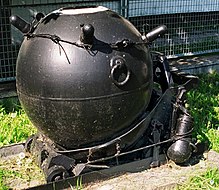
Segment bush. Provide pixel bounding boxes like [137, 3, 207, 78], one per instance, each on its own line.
[187, 72, 219, 151]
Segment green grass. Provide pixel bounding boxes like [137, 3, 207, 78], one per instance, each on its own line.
[0, 168, 24, 190]
[0, 169, 8, 190]
[186, 72, 219, 150]
[0, 153, 45, 190]
[76, 176, 83, 190]
[177, 168, 219, 190]
[0, 99, 38, 189]
[0, 98, 36, 147]
[176, 71, 219, 189]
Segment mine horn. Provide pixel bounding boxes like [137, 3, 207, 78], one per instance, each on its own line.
[144, 25, 167, 42]
[10, 15, 31, 34]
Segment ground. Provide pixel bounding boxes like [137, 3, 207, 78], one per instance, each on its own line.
[169, 54, 219, 74]
[1, 147, 219, 190]
[83, 152, 215, 190]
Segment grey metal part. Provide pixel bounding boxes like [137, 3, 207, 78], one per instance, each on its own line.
[27, 154, 167, 190]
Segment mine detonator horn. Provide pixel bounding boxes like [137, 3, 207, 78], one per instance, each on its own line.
[144, 25, 167, 43]
[80, 24, 95, 45]
[10, 15, 31, 34]
[10, 13, 45, 34]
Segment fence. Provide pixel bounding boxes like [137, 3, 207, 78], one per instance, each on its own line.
[1, 0, 219, 82]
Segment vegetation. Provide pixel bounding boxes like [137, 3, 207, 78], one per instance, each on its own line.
[0, 153, 45, 189]
[186, 72, 219, 150]
[0, 98, 40, 189]
[177, 168, 219, 190]
[176, 71, 219, 189]
[0, 98, 36, 147]
[0, 169, 8, 190]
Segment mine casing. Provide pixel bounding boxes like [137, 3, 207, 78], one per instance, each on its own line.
[16, 6, 153, 149]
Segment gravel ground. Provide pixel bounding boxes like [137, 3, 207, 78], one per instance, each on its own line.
[0, 152, 45, 190]
[83, 150, 219, 190]
[1, 150, 219, 190]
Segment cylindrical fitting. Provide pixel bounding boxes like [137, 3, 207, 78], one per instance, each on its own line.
[146, 25, 167, 42]
[167, 114, 193, 164]
[10, 15, 31, 34]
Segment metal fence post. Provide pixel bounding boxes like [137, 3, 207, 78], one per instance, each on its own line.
[120, 0, 129, 18]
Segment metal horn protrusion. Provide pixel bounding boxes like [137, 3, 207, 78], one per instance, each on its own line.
[10, 15, 31, 34]
[80, 24, 95, 45]
[145, 25, 167, 42]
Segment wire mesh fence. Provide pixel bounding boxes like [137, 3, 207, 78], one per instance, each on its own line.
[1, 0, 219, 82]
[0, 0, 120, 82]
[0, 0, 16, 82]
[129, 0, 219, 58]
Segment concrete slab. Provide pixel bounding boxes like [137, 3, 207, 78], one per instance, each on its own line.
[169, 54, 219, 74]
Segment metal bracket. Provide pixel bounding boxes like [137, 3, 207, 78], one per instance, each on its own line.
[151, 51, 173, 93]
[150, 120, 163, 168]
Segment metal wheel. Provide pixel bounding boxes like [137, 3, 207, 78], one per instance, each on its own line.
[46, 165, 70, 183]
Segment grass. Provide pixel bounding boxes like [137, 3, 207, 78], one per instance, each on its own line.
[186, 72, 219, 150]
[0, 153, 45, 189]
[0, 169, 9, 190]
[0, 168, 24, 190]
[0, 98, 36, 147]
[76, 176, 83, 190]
[176, 71, 219, 189]
[0, 98, 39, 189]
[177, 168, 219, 190]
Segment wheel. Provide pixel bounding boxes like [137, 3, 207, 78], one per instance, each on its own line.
[46, 165, 70, 183]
